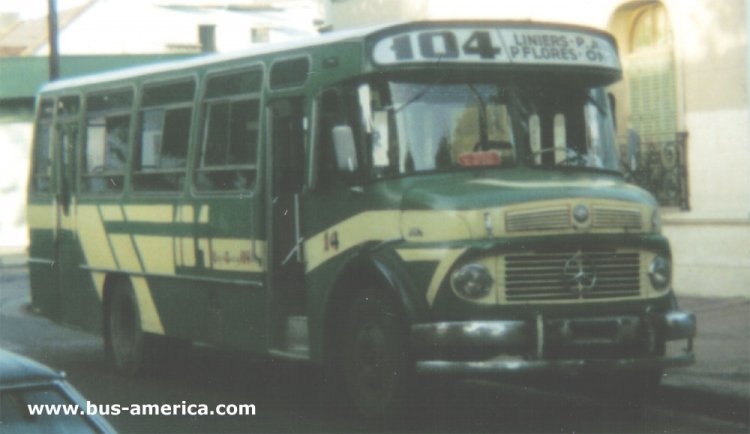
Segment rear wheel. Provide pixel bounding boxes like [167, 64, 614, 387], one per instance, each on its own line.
[105, 280, 152, 375]
[340, 292, 412, 420]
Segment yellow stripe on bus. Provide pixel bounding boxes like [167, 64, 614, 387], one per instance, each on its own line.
[424, 248, 466, 306]
[304, 210, 401, 272]
[199, 206, 210, 223]
[178, 205, 194, 224]
[78, 205, 117, 270]
[109, 234, 143, 273]
[133, 235, 175, 275]
[99, 205, 124, 222]
[124, 205, 174, 223]
[91, 271, 107, 300]
[27, 204, 55, 230]
[130, 276, 165, 335]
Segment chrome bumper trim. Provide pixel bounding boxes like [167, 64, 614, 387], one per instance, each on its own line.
[411, 310, 696, 375]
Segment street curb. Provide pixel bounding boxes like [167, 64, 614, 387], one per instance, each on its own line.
[658, 384, 750, 425]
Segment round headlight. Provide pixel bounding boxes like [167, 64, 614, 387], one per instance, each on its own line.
[451, 263, 493, 299]
[649, 255, 671, 290]
[651, 209, 662, 234]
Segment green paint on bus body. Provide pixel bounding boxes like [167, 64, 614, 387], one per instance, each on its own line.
[26, 21, 684, 372]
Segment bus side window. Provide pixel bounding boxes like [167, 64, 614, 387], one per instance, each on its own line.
[30, 98, 55, 193]
[133, 79, 195, 192]
[82, 90, 132, 193]
[195, 68, 262, 192]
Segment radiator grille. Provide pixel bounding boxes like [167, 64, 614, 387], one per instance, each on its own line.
[506, 207, 569, 232]
[505, 205, 643, 232]
[592, 207, 642, 230]
[504, 250, 641, 301]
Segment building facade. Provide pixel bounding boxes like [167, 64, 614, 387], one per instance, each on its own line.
[322, 0, 750, 297]
[0, 0, 320, 250]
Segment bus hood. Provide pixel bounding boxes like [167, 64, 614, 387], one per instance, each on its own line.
[399, 171, 658, 241]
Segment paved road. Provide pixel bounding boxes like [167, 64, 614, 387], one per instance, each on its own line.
[0, 266, 746, 433]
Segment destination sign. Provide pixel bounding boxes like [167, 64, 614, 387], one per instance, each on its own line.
[371, 26, 620, 70]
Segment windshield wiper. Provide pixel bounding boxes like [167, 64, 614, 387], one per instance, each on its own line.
[466, 84, 489, 151]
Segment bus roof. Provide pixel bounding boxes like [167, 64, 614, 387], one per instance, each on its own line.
[39, 20, 619, 94]
[38, 22, 392, 94]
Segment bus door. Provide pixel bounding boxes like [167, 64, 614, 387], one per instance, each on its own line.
[265, 97, 307, 355]
[53, 97, 82, 327]
[28, 98, 59, 320]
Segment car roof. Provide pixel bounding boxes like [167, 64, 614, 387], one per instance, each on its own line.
[0, 348, 64, 389]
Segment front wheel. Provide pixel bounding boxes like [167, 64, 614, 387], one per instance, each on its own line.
[340, 292, 412, 420]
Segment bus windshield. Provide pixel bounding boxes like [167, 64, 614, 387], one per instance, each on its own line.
[360, 78, 620, 176]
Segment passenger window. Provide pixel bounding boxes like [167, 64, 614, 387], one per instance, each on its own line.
[134, 80, 195, 192]
[82, 90, 133, 193]
[31, 98, 55, 193]
[195, 69, 262, 192]
[270, 57, 309, 89]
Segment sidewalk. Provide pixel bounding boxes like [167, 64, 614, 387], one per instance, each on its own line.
[659, 295, 749, 423]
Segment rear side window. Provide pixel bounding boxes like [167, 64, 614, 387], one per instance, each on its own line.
[82, 90, 133, 193]
[195, 68, 263, 192]
[133, 79, 195, 192]
[30, 98, 55, 193]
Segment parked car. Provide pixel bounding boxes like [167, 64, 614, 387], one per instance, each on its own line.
[0, 348, 116, 433]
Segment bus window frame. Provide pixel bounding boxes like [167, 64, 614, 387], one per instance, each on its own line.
[191, 64, 266, 197]
[53, 93, 84, 207]
[310, 84, 370, 191]
[79, 86, 136, 197]
[29, 97, 57, 196]
[131, 75, 198, 196]
[267, 54, 312, 91]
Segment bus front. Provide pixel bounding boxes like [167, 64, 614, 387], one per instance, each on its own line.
[319, 21, 696, 417]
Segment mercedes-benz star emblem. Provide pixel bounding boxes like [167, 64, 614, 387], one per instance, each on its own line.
[563, 253, 597, 294]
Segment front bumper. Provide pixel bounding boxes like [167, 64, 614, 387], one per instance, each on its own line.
[412, 311, 696, 376]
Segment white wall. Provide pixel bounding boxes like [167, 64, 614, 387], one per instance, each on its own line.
[0, 122, 32, 248]
[326, 0, 618, 30]
[32, 0, 319, 55]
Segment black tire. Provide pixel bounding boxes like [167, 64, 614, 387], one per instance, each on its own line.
[340, 292, 412, 420]
[105, 280, 151, 376]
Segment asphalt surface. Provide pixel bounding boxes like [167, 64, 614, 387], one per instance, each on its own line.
[1, 263, 748, 433]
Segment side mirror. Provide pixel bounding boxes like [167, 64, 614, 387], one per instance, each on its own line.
[332, 125, 358, 172]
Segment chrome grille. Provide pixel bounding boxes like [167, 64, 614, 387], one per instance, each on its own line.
[506, 207, 569, 232]
[592, 206, 642, 230]
[504, 250, 641, 301]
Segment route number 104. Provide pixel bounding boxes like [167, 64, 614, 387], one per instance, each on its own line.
[390, 30, 503, 61]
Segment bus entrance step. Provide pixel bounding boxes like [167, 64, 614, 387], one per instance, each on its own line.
[272, 315, 310, 360]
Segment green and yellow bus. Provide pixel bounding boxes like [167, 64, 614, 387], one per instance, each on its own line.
[27, 20, 695, 417]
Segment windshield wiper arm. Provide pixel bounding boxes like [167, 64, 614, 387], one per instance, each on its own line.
[466, 84, 489, 151]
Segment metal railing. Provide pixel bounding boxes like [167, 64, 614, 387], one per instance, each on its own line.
[620, 131, 689, 210]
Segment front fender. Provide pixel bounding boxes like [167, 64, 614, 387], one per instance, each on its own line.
[312, 243, 428, 364]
